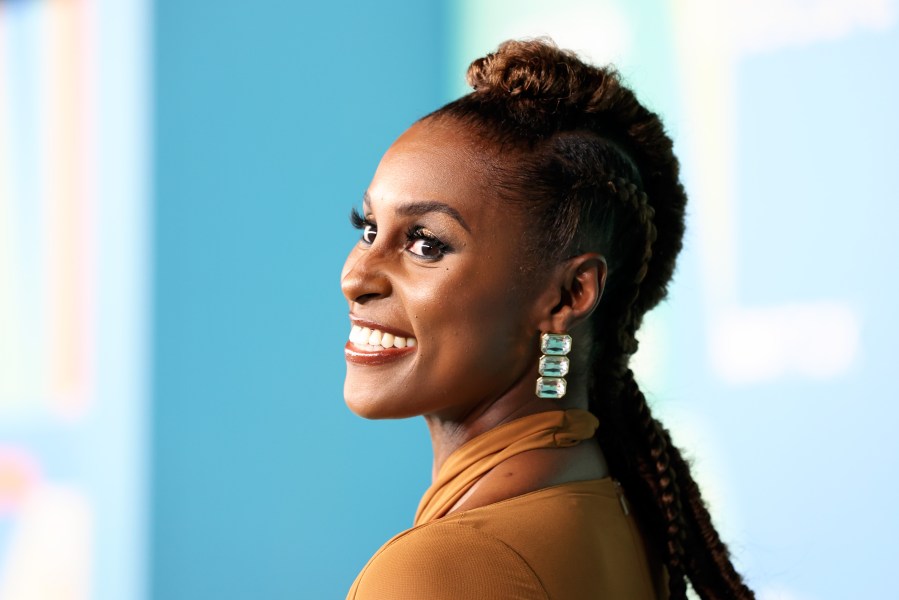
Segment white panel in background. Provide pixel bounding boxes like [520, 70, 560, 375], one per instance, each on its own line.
[0, 0, 149, 598]
[671, 0, 870, 384]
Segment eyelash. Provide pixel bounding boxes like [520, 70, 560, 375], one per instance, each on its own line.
[349, 208, 371, 231]
[350, 208, 453, 259]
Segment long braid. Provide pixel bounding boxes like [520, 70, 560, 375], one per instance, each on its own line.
[670, 430, 755, 598]
[623, 371, 689, 599]
[590, 177, 753, 599]
[590, 78, 755, 600]
[591, 177, 690, 598]
[431, 38, 755, 600]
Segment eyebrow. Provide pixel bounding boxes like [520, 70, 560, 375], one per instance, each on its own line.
[363, 192, 471, 233]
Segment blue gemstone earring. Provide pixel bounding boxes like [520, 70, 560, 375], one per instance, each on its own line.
[536, 333, 571, 399]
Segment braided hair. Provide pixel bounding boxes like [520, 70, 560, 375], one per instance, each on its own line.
[427, 39, 754, 600]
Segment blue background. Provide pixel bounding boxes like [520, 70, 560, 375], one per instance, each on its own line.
[152, 2, 446, 597]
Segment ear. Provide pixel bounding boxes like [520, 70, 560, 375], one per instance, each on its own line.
[534, 253, 607, 334]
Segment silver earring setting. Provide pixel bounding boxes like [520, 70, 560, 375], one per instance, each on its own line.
[536, 333, 571, 399]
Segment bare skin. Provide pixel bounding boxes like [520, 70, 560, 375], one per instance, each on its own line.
[341, 118, 610, 514]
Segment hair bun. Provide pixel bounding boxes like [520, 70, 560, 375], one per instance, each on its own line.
[466, 38, 593, 104]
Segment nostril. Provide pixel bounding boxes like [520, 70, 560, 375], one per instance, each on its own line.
[354, 292, 381, 304]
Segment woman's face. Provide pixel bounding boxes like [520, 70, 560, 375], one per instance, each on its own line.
[340, 119, 550, 420]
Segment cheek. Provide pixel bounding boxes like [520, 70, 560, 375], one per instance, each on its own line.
[410, 268, 535, 381]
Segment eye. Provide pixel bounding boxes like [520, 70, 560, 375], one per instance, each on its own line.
[405, 227, 452, 260]
[350, 208, 377, 245]
[407, 238, 442, 258]
[361, 223, 377, 244]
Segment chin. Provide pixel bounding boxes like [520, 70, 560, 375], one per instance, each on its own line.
[344, 395, 388, 420]
[343, 368, 429, 419]
[344, 387, 415, 420]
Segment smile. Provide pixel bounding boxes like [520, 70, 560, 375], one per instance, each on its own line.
[348, 325, 417, 350]
[345, 322, 417, 365]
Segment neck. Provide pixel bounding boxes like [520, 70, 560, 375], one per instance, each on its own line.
[423, 372, 591, 480]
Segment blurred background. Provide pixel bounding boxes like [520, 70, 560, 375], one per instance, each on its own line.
[1, 0, 896, 598]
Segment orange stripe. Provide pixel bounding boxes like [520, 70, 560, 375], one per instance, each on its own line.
[47, 0, 91, 419]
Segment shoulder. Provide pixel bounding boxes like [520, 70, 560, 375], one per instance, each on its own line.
[348, 520, 549, 600]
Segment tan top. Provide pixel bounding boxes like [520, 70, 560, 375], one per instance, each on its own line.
[347, 410, 667, 599]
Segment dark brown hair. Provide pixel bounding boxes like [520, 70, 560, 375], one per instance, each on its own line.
[428, 39, 754, 600]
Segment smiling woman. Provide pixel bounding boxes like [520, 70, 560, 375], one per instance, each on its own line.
[340, 39, 754, 600]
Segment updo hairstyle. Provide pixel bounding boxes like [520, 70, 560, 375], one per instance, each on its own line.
[427, 39, 754, 600]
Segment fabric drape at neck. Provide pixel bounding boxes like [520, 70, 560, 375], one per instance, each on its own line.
[414, 408, 600, 526]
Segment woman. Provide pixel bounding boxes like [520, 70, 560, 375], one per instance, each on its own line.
[341, 39, 754, 600]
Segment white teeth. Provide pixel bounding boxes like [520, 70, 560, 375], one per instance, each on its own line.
[348, 325, 416, 349]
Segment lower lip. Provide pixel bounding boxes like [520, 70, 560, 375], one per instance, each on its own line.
[344, 341, 416, 365]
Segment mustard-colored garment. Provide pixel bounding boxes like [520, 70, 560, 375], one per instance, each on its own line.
[414, 409, 600, 526]
[347, 410, 667, 600]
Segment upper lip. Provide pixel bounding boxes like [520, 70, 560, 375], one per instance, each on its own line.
[349, 315, 415, 339]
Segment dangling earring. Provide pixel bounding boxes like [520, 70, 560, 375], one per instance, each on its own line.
[536, 333, 571, 399]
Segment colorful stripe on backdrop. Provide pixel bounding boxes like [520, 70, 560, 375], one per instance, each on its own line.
[0, 0, 94, 420]
[45, 0, 95, 419]
[0, 0, 97, 598]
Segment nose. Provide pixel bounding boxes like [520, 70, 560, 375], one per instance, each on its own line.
[340, 247, 392, 304]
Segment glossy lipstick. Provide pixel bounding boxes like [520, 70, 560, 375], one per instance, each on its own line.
[344, 341, 416, 365]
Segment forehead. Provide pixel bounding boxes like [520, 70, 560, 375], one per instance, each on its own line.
[365, 120, 498, 225]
